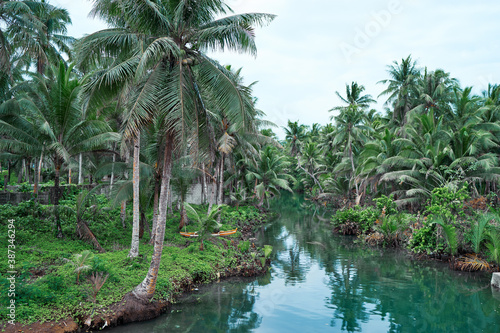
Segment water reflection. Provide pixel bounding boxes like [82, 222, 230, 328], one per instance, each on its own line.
[108, 194, 500, 332]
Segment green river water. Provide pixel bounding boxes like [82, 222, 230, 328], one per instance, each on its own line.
[108, 194, 500, 332]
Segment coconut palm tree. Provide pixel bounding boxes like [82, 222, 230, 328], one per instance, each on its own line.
[358, 127, 400, 196]
[184, 203, 224, 250]
[410, 68, 457, 120]
[329, 83, 374, 204]
[297, 140, 324, 193]
[332, 82, 375, 110]
[284, 120, 307, 157]
[378, 55, 420, 125]
[77, 0, 274, 299]
[0, 0, 42, 86]
[246, 146, 294, 209]
[380, 110, 452, 205]
[9, 0, 74, 75]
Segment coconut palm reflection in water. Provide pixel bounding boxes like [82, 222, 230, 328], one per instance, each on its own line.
[109, 194, 500, 332]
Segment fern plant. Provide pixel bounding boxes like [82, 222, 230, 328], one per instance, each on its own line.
[434, 217, 458, 256]
[470, 213, 493, 254]
[486, 231, 500, 266]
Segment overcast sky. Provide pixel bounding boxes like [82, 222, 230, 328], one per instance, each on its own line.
[53, 0, 500, 138]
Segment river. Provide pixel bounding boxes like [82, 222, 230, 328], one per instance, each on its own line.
[108, 194, 500, 332]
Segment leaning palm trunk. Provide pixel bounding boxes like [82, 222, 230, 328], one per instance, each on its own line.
[140, 210, 151, 239]
[297, 161, 323, 193]
[133, 134, 173, 299]
[128, 133, 140, 258]
[77, 219, 105, 253]
[149, 175, 160, 244]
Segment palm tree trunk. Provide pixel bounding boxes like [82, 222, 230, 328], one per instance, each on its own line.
[34, 151, 42, 194]
[202, 164, 207, 204]
[68, 168, 72, 185]
[168, 185, 173, 215]
[23, 159, 28, 184]
[133, 133, 173, 299]
[110, 149, 115, 192]
[128, 133, 140, 258]
[27, 159, 32, 185]
[17, 161, 23, 183]
[258, 190, 265, 209]
[218, 155, 224, 205]
[139, 210, 145, 239]
[208, 177, 216, 214]
[76, 218, 105, 253]
[39, 157, 43, 183]
[141, 210, 151, 240]
[149, 175, 160, 244]
[78, 153, 83, 185]
[33, 158, 38, 194]
[120, 201, 127, 229]
[121, 146, 130, 229]
[349, 142, 360, 204]
[54, 158, 63, 238]
[297, 162, 323, 193]
[7, 160, 11, 184]
[178, 193, 187, 229]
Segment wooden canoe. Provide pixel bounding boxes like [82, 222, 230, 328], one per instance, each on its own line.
[212, 228, 238, 236]
[179, 228, 237, 238]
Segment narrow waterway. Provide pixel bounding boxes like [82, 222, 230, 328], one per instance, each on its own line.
[109, 194, 500, 332]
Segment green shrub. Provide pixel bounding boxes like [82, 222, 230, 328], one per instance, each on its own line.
[331, 206, 378, 235]
[238, 240, 250, 253]
[17, 183, 33, 193]
[409, 220, 447, 254]
[373, 194, 398, 215]
[425, 186, 469, 222]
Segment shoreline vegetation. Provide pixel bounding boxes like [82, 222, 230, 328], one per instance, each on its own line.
[316, 191, 500, 273]
[0, 196, 276, 332]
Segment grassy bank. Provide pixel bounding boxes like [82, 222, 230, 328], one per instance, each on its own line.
[0, 195, 273, 329]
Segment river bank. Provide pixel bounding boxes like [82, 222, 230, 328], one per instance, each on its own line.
[0, 200, 276, 333]
[327, 192, 500, 274]
[101, 193, 500, 332]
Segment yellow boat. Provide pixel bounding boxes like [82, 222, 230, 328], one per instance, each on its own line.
[180, 228, 237, 238]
